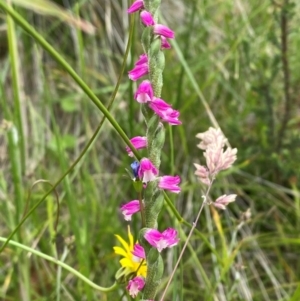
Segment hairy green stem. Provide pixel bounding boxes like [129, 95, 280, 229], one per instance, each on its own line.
[139, 0, 167, 299]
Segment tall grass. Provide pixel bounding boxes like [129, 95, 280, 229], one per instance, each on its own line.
[0, 0, 300, 300]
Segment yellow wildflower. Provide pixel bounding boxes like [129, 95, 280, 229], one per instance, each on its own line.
[113, 226, 147, 278]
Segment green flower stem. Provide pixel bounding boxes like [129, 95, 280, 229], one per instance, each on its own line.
[139, 0, 166, 299]
[0, 237, 117, 293]
[0, 1, 139, 159]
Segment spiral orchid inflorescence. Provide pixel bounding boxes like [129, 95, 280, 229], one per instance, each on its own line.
[114, 0, 182, 299]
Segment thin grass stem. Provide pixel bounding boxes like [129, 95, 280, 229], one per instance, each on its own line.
[6, 1, 25, 174]
[0, 236, 118, 292]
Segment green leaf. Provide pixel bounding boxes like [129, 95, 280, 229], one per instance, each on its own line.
[289, 285, 300, 301]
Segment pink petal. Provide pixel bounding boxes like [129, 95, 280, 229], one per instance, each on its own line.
[194, 163, 211, 185]
[153, 24, 175, 39]
[144, 228, 179, 252]
[126, 136, 147, 156]
[127, 276, 145, 297]
[149, 98, 182, 125]
[128, 64, 149, 81]
[161, 36, 171, 49]
[144, 229, 161, 247]
[158, 175, 181, 193]
[138, 158, 158, 183]
[135, 53, 148, 65]
[132, 244, 146, 259]
[214, 194, 237, 210]
[134, 80, 153, 103]
[140, 10, 155, 26]
[150, 97, 172, 110]
[127, 0, 144, 14]
[196, 127, 227, 150]
[120, 200, 140, 221]
[160, 108, 182, 125]
[162, 228, 179, 248]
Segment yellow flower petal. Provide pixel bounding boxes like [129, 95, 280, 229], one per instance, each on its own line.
[113, 226, 147, 277]
[137, 265, 147, 277]
[127, 225, 134, 249]
[115, 234, 130, 252]
[120, 258, 134, 268]
[113, 246, 128, 258]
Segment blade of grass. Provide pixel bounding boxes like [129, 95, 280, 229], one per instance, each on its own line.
[0, 236, 118, 292]
[6, 1, 25, 179]
[0, 47, 30, 299]
[290, 284, 300, 301]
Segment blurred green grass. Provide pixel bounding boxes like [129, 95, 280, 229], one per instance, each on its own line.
[0, 0, 300, 300]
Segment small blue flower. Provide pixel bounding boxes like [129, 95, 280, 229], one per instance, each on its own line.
[131, 161, 140, 179]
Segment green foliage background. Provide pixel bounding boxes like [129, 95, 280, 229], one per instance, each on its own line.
[0, 0, 300, 300]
